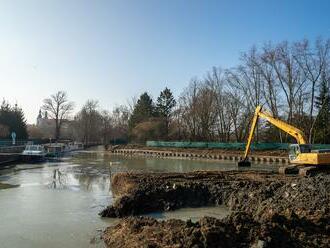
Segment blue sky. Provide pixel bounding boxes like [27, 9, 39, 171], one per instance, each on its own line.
[0, 0, 329, 123]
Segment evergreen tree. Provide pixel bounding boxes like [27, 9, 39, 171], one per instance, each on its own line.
[156, 87, 176, 117]
[314, 72, 330, 143]
[0, 100, 28, 139]
[12, 104, 28, 139]
[156, 87, 176, 138]
[128, 92, 154, 132]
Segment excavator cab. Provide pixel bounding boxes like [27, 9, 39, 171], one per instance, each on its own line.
[288, 144, 312, 161]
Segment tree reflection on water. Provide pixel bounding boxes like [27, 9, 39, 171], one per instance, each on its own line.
[48, 166, 111, 192]
[50, 169, 67, 189]
[73, 173, 110, 192]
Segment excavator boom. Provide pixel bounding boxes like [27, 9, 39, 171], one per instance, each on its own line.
[257, 111, 307, 144]
[239, 105, 307, 166]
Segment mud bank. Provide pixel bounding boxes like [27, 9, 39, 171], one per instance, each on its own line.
[100, 171, 286, 217]
[103, 212, 329, 248]
[101, 171, 330, 247]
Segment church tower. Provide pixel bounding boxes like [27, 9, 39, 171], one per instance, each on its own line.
[37, 109, 43, 126]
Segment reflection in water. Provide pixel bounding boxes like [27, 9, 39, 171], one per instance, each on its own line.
[50, 169, 67, 189]
[48, 167, 111, 192]
[73, 173, 110, 192]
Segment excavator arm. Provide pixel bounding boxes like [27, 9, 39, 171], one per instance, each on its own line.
[239, 105, 307, 166]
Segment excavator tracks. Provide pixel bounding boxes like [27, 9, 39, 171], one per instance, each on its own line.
[278, 165, 299, 175]
[279, 164, 330, 176]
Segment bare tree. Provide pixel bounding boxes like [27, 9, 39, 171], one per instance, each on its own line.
[258, 43, 283, 141]
[227, 47, 265, 110]
[75, 100, 102, 144]
[111, 105, 129, 142]
[293, 38, 330, 142]
[178, 75, 220, 141]
[178, 79, 200, 140]
[257, 43, 280, 116]
[226, 91, 248, 142]
[100, 110, 112, 144]
[205, 67, 231, 141]
[42, 91, 74, 140]
[268, 42, 307, 126]
[226, 48, 265, 142]
[196, 84, 218, 140]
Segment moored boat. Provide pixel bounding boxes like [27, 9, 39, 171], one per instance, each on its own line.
[68, 142, 84, 151]
[21, 145, 47, 162]
[44, 143, 66, 158]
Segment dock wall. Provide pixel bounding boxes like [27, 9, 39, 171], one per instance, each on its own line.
[111, 148, 289, 164]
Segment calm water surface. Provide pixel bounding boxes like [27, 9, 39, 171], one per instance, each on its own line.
[0, 150, 281, 248]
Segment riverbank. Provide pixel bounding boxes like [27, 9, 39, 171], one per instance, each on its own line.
[108, 145, 289, 164]
[0, 146, 26, 167]
[101, 171, 330, 247]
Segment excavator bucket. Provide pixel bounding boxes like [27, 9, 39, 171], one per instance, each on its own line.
[238, 159, 251, 167]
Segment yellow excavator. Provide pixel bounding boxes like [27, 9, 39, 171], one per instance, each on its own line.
[239, 105, 330, 176]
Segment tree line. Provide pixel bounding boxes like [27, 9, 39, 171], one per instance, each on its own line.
[126, 38, 330, 144]
[31, 92, 130, 145]
[0, 100, 28, 139]
[13, 37, 330, 144]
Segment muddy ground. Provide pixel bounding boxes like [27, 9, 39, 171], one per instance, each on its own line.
[101, 171, 330, 247]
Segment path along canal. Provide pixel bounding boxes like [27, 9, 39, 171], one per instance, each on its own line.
[0, 150, 282, 248]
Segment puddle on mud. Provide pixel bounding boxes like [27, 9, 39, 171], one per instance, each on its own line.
[148, 205, 230, 222]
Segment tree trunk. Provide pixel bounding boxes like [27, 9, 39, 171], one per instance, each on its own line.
[308, 81, 316, 143]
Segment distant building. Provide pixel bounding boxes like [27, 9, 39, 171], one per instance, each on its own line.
[36, 110, 72, 139]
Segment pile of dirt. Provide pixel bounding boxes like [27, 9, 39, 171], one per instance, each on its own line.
[99, 171, 284, 217]
[227, 174, 330, 222]
[103, 215, 255, 248]
[101, 171, 330, 247]
[103, 212, 329, 248]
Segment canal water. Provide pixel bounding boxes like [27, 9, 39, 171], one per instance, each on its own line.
[0, 150, 281, 248]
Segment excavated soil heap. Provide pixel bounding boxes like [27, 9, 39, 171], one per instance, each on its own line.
[101, 171, 330, 247]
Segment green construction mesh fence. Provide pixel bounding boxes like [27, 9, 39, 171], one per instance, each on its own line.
[146, 141, 330, 150]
